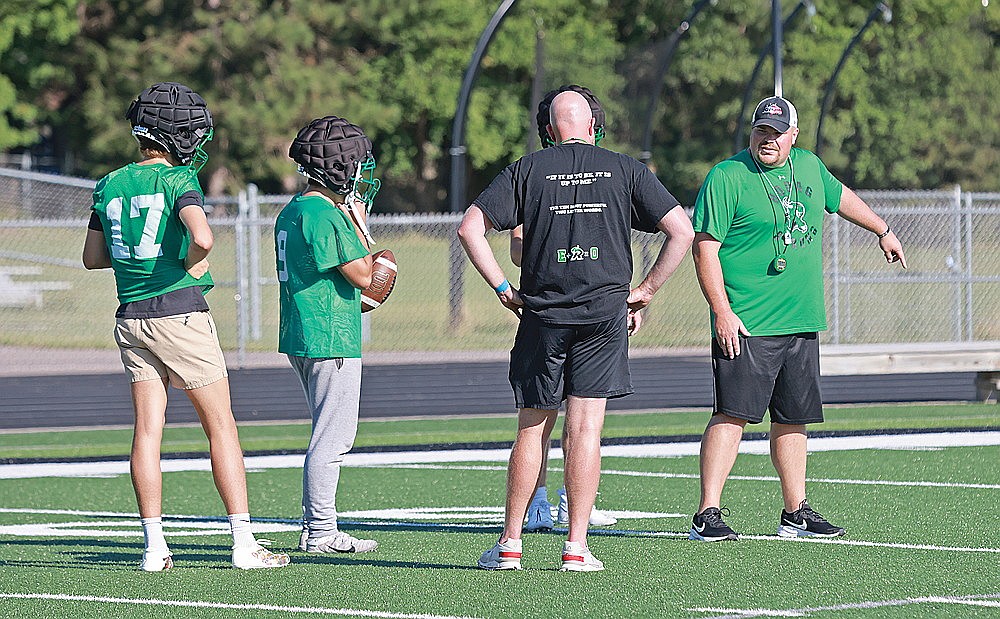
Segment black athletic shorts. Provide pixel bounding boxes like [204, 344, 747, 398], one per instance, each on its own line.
[711, 332, 823, 425]
[509, 309, 633, 410]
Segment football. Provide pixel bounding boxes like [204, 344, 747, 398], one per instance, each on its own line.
[361, 249, 397, 313]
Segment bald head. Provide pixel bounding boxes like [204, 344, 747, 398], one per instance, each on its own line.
[548, 91, 595, 145]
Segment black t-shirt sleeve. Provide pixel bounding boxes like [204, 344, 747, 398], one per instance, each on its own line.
[88, 210, 103, 231]
[630, 163, 680, 233]
[472, 164, 518, 231]
[176, 190, 205, 211]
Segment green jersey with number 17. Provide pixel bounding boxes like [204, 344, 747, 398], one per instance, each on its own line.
[91, 163, 214, 303]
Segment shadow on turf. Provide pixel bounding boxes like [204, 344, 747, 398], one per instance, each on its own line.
[0, 536, 487, 571]
[0, 538, 272, 570]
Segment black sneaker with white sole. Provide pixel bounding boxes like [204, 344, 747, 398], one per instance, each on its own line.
[778, 500, 845, 538]
[689, 507, 738, 541]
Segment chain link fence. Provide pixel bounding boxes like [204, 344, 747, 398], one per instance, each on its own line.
[1, 167, 998, 367]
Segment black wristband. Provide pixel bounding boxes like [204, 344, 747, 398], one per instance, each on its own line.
[876, 225, 891, 239]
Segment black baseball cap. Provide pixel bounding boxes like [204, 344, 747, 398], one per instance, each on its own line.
[752, 96, 798, 133]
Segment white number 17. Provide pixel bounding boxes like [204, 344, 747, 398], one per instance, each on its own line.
[106, 193, 166, 259]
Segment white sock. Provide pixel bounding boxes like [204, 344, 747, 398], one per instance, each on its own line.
[141, 517, 168, 552]
[228, 513, 256, 548]
[533, 486, 548, 502]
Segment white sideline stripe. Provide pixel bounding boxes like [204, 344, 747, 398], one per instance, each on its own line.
[372, 463, 1000, 491]
[0, 593, 481, 619]
[1, 431, 999, 480]
[690, 592, 1000, 618]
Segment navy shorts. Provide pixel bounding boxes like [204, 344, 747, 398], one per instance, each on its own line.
[712, 332, 824, 425]
[509, 309, 633, 410]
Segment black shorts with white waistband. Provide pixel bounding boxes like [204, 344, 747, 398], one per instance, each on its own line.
[509, 309, 633, 410]
[711, 332, 824, 425]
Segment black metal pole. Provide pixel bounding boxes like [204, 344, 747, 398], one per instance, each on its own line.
[448, 0, 519, 329]
[772, 0, 784, 97]
[733, 1, 814, 153]
[816, 1, 891, 157]
[639, 0, 716, 166]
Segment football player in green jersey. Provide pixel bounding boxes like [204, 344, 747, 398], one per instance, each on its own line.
[276, 116, 379, 554]
[83, 82, 289, 571]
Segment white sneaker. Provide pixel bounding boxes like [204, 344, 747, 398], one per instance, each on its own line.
[307, 532, 378, 553]
[140, 548, 173, 572]
[232, 542, 291, 569]
[556, 487, 618, 527]
[524, 496, 554, 532]
[477, 538, 523, 570]
[560, 540, 604, 572]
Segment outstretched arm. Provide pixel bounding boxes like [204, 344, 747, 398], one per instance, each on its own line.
[457, 205, 523, 317]
[837, 187, 907, 269]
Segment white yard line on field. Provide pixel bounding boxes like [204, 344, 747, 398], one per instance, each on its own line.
[2, 430, 999, 480]
[0, 593, 483, 619]
[371, 463, 1000, 491]
[689, 591, 1000, 618]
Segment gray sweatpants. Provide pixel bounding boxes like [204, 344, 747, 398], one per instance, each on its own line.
[287, 355, 362, 540]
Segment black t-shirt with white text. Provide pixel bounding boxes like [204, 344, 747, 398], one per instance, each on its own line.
[474, 143, 679, 324]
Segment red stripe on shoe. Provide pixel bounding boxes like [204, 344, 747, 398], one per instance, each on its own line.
[500, 551, 522, 558]
[562, 554, 584, 562]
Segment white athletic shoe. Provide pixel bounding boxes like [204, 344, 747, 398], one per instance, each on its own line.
[307, 532, 378, 553]
[477, 538, 523, 570]
[232, 541, 291, 569]
[560, 541, 604, 572]
[524, 495, 554, 532]
[140, 548, 173, 572]
[556, 487, 618, 527]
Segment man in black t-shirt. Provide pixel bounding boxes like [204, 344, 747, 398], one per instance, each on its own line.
[458, 90, 694, 572]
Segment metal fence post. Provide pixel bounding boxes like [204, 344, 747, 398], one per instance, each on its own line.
[830, 214, 841, 344]
[248, 183, 262, 341]
[235, 188, 249, 367]
[963, 189, 974, 341]
[952, 185, 963, 341]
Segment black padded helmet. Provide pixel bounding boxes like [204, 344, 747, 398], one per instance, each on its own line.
[289, 116, 380, 206]
[535, 84, 606, 147]
[125, 82, 213, 169]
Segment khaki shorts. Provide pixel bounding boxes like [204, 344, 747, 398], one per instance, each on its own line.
[114, 311, 228, 389]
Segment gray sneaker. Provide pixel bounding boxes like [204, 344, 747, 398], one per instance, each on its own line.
[307, 531, 378, 553]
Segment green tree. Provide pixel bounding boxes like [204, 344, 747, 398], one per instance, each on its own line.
[0, 0, 78, 153]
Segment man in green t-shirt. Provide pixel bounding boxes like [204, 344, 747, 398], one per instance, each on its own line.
[276, 116, 379, 554]
[83, 82, 289, 571]
[689, 96, 907, 542]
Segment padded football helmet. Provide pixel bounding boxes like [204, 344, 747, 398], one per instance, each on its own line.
[125, 82, 213, 171]
[535, 84, 606, 148]
[289, 116, 380, 209]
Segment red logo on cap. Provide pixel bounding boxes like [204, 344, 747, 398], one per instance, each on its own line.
[763, 103, 783, 116]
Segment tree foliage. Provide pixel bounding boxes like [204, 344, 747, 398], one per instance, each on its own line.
[1, 0, 998, 207]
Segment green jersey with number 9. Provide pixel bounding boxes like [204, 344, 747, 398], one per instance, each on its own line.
[91, 163, 214, 303]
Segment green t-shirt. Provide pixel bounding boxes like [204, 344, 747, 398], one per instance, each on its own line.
[692, 148, 843, 336]
[275, 193, 369, 358]
[91, 163, 214, 303]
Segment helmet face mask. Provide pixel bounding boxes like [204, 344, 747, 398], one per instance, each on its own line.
[536, 84, 606, 148]
[290, 116, 380, 209]
[126, 82, 213, 171]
